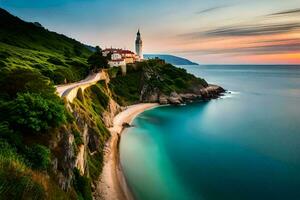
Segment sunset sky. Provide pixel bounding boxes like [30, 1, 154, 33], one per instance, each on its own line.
[1, 0, 300, 64]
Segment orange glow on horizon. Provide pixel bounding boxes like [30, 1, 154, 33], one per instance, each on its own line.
[231, 53, 300, 64]
[171, 30, 300, 64]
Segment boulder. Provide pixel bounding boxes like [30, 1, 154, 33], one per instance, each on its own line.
[179, 93, 199, 101]
[168, 92, 183, 105]
[159, 94, 169, 104]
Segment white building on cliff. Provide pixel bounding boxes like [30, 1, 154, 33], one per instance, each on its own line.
[103, 29, 144, 73]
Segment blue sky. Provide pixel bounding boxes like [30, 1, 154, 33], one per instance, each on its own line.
[1, 0, 300, 64]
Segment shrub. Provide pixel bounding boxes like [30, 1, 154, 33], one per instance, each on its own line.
[7, 93, 66, 134]
[0, 68, 56, 99]
[0, 122, 22, 148]
[47, 57, 64, 65]
[174, 78, 187, 88]
[87, 52, 108, 70]
[73, 168, 92, 200]
[24, 144, 50, 170]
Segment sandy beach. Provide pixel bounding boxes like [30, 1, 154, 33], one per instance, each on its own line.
[94, 103, 159, 200]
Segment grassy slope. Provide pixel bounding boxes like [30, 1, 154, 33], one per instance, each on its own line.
[0, 8, 92, 84]
[0, 139, 75, 200]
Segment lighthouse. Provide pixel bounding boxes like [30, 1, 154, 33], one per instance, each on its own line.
[135, 29, 143, 60]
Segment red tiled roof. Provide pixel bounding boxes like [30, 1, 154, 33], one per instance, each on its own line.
[121, 50, 134, 54]
[103, 48, 135, 54]
[110, 59, 125, 62]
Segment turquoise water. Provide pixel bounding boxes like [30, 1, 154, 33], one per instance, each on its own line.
[120, 65, 300, 200]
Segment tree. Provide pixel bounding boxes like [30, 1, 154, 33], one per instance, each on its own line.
[87, 52, 108, 71]
[95, 46, 102, 54]
[7, 93, 66, 134]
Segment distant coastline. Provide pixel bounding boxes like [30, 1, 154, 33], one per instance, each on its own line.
[144, 54, 199, 65]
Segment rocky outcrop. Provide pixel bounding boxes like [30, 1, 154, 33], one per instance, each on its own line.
[168, 92, 182, 105]
[50, 125, 76, 190]
[139, 61, 225, 105]
[159, 94, 169, 104]
[149, 85, 225, 105]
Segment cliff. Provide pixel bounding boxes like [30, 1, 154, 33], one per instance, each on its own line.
[110, 59, 225, 106]
[50, 78, 122, 199]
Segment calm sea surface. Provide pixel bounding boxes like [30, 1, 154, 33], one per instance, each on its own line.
[120, 65, 300, 200]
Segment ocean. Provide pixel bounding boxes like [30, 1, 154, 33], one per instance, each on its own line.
[120, 65, 300, 200]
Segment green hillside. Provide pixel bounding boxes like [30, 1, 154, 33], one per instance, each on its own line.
[0, 8, 93, 84]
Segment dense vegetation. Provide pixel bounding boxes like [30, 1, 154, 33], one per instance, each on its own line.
[87, 46, 109, 71]
[0, 8, 93, 84]
[109, 69, 142, 105]
[0, 68, 71, 199]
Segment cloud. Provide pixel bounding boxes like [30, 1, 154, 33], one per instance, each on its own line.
[173, 40, 300, 56]
[270, 8, 300, 16]
[179, 23, 300, 39]
[196, 5, 229, 15]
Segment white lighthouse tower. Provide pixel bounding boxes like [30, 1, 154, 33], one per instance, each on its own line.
[135, 29, 143, 60]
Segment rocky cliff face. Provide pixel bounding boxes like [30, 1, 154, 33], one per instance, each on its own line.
[49, 76, 121, 194]
[140, 63, 225, 105]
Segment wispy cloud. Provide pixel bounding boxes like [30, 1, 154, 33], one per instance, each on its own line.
[176, 18, 300, 57]
[270, 8, 300, 16]
[179, 23, 300, 38]
[196, 5, 229, 15]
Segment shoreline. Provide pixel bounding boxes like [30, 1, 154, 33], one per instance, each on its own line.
[94, 103, 159, 200]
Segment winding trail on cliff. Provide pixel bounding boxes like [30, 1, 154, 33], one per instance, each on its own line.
[55, 70, 108, 102]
